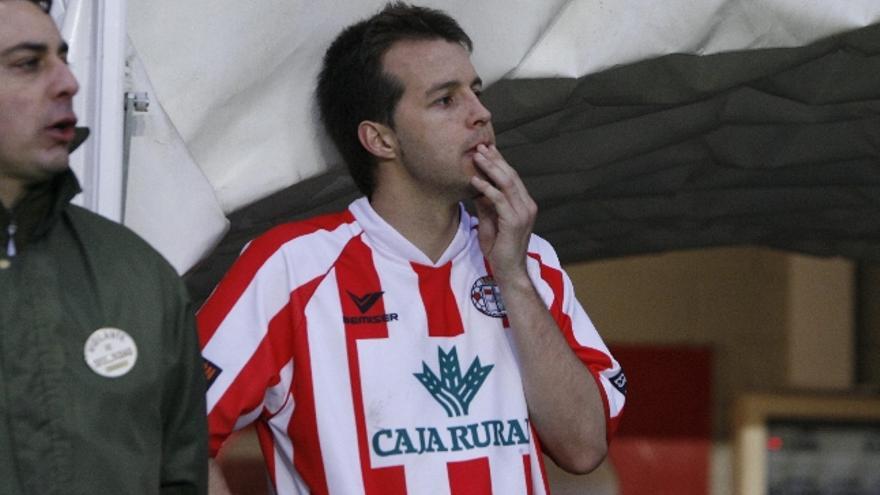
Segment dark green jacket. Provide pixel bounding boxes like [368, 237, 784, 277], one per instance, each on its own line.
[0, 171, 207, 494]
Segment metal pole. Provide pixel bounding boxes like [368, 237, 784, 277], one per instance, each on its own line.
[61, 0, 128, 223]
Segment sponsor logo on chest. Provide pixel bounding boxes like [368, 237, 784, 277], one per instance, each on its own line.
[372, 418, 531, 457]
[341, 277, 526, 461]
[343, 290, 399, 324]
[362, 345, 529, 461]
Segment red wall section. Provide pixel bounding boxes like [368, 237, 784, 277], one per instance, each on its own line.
[608, 345, 713, 495]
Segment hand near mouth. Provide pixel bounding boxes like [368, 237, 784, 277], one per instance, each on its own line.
[469, 143, 537, 285]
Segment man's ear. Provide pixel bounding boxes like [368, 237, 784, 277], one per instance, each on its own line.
[358, 121, 397, 160]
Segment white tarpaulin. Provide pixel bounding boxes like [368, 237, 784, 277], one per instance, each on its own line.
[118, 0, 880, 272]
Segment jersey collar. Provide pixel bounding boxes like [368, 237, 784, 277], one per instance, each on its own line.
[349, 197, 474, 266]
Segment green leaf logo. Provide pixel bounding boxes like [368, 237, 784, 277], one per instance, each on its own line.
[414, 347, 494, 417]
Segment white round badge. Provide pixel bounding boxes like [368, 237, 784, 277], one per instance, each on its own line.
[83, 327, 138, 378]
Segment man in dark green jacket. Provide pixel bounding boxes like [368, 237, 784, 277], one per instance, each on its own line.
[0, 1, 207, 493]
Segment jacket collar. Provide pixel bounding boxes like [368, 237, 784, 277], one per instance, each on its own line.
[0, 169, 82, 253]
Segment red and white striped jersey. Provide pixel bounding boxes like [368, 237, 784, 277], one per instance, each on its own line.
[198, 198, 626, 495]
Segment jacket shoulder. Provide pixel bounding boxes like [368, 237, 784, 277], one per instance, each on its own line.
[64, 205, 179, 278]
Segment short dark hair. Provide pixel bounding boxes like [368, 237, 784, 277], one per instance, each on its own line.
[316, 2, 472, 197]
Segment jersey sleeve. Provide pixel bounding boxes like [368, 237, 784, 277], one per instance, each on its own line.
[196, 234, 302, 457]
[196, 213, 355, 457]
[526, 235, 626, 441]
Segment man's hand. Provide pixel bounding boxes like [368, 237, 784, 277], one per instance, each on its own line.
[469, 144, 608, 474]
[469, 144, 537, 283]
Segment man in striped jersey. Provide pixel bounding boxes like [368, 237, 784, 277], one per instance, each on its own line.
[200, 3, 626, 494]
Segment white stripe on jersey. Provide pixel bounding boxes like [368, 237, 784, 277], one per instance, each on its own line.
[232, 404, 262, 432]
[268, 383, 301, 495]
[488, 453, 523, 495]
[367, 241, 427, 341]
[403, 460, 451, 495]
[305, 271, 365, 495]
[265, 358, 294, 416]
[525, 249, 555, 306]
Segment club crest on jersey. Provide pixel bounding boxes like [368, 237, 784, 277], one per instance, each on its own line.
[414, 346, 493, 417]
[470, 276, 506, 318]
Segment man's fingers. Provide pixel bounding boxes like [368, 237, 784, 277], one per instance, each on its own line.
[471, 149, 537, 277]
[473, 145, 537, 222]
[473, 145, 532, 210]
[471, 174, 515, 221]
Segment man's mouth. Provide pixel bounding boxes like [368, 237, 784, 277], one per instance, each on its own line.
[465, 139, 494, 156]
[46, 117, 78, 143]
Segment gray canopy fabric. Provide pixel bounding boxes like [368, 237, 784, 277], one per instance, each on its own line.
[184, 23, 880, 305]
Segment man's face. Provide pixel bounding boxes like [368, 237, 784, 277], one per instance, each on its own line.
[0, 0, 79, 201]
[382, 38, 494, 199]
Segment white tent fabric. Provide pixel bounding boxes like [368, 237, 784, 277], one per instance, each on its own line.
[50, 0, 228, 273]
[511, 0, 880, 78]
[56, 0, 127, 223]
[122, 0, 880, 272]
[123, 45, 229, 272]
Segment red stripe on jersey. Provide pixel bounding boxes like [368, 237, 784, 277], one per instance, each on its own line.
[522, 455, 534, 495]
[255, 421, 278, 486]
[528, 252, 617, 441]
[198, 210, 354, 346]
[336, 236, 407, 494]
[411, 261, 464, 337]
[448, 457, 492, 495]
